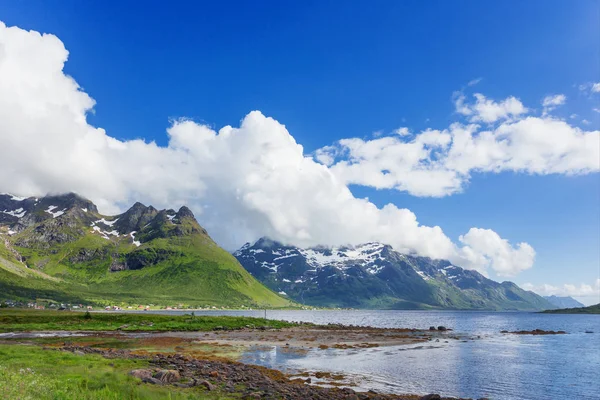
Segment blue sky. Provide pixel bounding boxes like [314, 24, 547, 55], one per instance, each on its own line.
[0, 1, 598, 303]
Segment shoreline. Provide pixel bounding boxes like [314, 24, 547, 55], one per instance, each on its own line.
[54, 344, 469, 400]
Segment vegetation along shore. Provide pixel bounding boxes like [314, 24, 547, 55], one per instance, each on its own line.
[0, 309, 487, 400]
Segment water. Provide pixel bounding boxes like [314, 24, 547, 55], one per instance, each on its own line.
[101, 310, 600, 399]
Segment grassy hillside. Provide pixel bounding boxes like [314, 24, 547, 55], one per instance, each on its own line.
[0, 194, 291, 308]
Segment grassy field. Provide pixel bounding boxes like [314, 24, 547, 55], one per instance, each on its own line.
[0, 309, 297, 332]
[0, 344, 234, 399]
[0, 309, 299, 399]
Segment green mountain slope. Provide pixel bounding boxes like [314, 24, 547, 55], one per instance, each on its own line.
[0, 193, 289, 308]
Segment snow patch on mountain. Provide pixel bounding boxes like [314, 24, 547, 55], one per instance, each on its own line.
[45, 205, 65, 218]
[1, 207, 26, 218]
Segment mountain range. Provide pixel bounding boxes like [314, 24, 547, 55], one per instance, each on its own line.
[543, 295, 584, 309]
[1, 192, 557, 311]
[0, 193, 289, 308]
[234, 238, 556, 311]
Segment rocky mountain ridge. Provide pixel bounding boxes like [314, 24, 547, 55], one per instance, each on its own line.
[234, 237, 555, 310]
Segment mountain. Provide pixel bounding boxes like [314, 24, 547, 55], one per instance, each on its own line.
[0, 193, 289, 308]
[233, 238, 555, 311]
[543, 295, 585, 309]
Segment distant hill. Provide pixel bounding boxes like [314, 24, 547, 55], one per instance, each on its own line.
[0, 193, 290, 308]
[543, 295, 584, 309]
[234, 237, 555, 311]
[542, 303, 600, 314]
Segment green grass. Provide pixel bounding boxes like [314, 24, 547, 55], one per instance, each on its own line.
[3, 222, 293, 308]
[0, 344, 235, 399]
[0, 309, 297, 332]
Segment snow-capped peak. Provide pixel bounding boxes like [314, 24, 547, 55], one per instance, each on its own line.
[235, 238, 389, 274]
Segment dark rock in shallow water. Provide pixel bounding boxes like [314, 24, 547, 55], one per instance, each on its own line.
[437, 326, 447, 331]
[429, 326, 436, 331]
[420, 395, 441, 400]
[502, 329, 567, 335]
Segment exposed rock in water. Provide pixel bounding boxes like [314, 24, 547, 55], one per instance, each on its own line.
[500, 329, 567, 335]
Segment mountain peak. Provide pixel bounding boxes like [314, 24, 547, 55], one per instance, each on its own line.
[176, 206, 195, 219]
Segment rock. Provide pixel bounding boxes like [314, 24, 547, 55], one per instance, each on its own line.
[74, 350, 85, 356]
[209, 370, 219, 378]
[130, 369, 153, 380]
[117, 324, 129, 330]
[585, 330, 594, 334]
[153, 369, 181, 384]
[142, 377, 163, 385]
[429, 326, 436, 331]
[420, 395, 442, 400]
[437, 326, 447, 331]
[198, 380, 215, 391]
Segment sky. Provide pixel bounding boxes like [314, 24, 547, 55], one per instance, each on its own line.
[0, 1, 599, 304]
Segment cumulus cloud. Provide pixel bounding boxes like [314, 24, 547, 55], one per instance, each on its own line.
[320, 96, 599, 197]
[542, 94, 566, 115]
[522, 279, 600, 304]
[454, 92, 528, 123]
[458, 228, 535, 276]
[0, 21, 568, 278]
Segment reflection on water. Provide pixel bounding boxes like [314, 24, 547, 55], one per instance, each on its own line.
[199, 310, 598, 400]
[241, 332, 600, 400]
[27, 309, 600, 399]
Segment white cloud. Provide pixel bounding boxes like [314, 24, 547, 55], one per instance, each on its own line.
[542, 94, 566, 107]
[541, 94, 566, 115]
[467, 77, 482, 87]
[522, 280, 600, 304]
[579, 82, 600, 95]
[321, 117, 599, 197]
[455, 92, 528, 123]
[459, 228, 535, 276]
[393, 127, 410, 136]
[0, 21, 539, 278]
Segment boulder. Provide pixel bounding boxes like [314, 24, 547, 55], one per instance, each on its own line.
[154, 369, 181, 384]
[429, 326, 436, 331]
[142, 377, 163, 385]
[420, 395, 442, 400]
[198, 380, 215, 391]
[437, 326, 447, 331]
[130, 369, 153, 380]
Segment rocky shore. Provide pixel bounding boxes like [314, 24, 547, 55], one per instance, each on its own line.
[137, 324, 445, 349]
[60, 345, 484, 400]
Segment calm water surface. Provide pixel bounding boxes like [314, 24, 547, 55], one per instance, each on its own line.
[120, 310, 600, 399]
